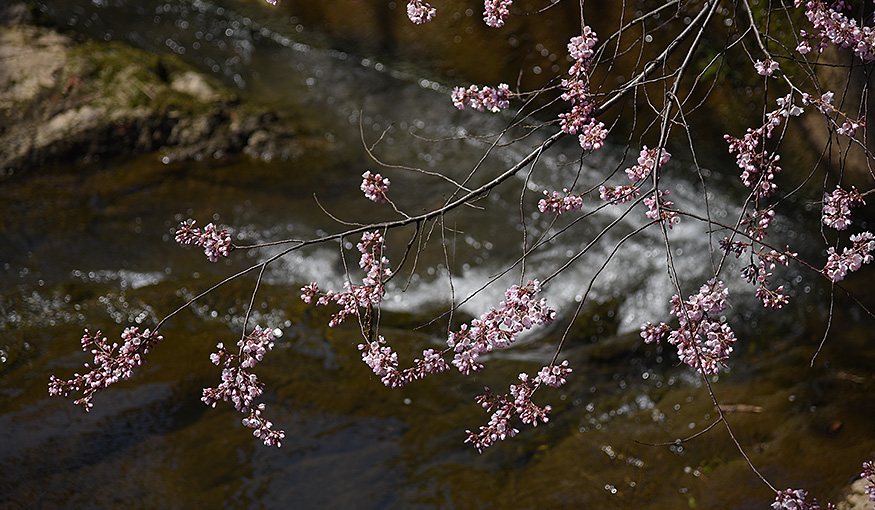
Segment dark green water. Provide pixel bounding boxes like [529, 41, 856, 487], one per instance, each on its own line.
[2, 0, 875, 508]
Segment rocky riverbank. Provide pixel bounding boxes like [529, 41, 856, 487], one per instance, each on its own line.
[0, 1, 309, 175]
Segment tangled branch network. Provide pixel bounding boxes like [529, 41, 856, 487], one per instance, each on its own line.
[49, 0, 875, 506]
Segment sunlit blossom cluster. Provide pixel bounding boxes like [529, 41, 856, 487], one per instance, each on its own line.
[725, 94, 803, 198]
[644, 190, 679, 227]
[361, 170, 391, 203]
[796, 0, 875, 61]
[742, 248, 794, 310]
[801, 90, 835, 115]
[483, 0, 513, 28]
[448, 280, 556, 375]
[801, 91, 865, 137]
[823, 231, 875, 282]
[598, 184, 640, 203]
[451, 83, 511, 112]
[771, 488, 835, 510]
[175, 218, 233, 262]
[407, 0, 436, 24]
[358, 337, 450, 388]
[741, 208, 775, 242]
[640, 279, 736, 375]
[202, 326, 284, 447]
[48, 327, 163, 411]
[720, 208, 794, 310]
[626, 145, 671, 182]
[559, 27, 607, 150]
[837, 118, 864, 137]
[301, 231, 392, 327]
[754, 58, 780, 76]
[822, 185, 865, 230]
[465, 361, 571, 452]
[538, 188, 583, 215]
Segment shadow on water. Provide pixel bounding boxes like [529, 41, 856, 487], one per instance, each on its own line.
[2, 0, 875, 508]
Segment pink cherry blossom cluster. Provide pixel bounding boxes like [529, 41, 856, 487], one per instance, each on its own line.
[465, 360, 571, 452]
[625, 145, 671, 182]
[640, 279, 737, 375]
[801, 91, 866, 137]
[559, 28, 607, 150]
[741, 248, 794, 310]
[719, 238, 749, 258]
[801, 90, 835, 115]
[175, 218, 233, 262]
[483, 0, 512, 28]
[535, 359, 572, 387]
[598, 185, 640, 204]
[202, 326, 285, 447]
[242, 403, 284, 447]
[741, 208, 775, 242]
[795, 0, 875, 61]
[754, 58, 780, 76]
[725, 94, 804, 198]
[300, 231, 392, 327]
[448, 280, 556, 375]
[407, 0, 436, 24]
[48, 327, 163, 411]
[771, 488, 835, 510]
[862, 460, 875, 504]
[451, 83, 511, 112]
[358, 336, 450, 388]
[361, 170, 391, 203]
[822, 185, 865, 230]
[836, 117, 864, 137]
[644, 190, 679, 227]
[823, 231, 875, 282]
[537, 188, 583, 215]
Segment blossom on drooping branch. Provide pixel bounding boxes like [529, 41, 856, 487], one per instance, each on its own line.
[640, 279, 737, 375]
[301, 231, 392, 328]
[836, 118, 865, 137]
[407, 0, 436, 24]
[741, 247, 795, 310]
[801, 90, 835, 115]
[800, 91, 866, 138]
[538, 188, 583, 215]
[448, 280, 556, 375]
[483, 0, 512, 28]
[740, 208, 775, 242]
[559, 27, 607, 151]
[823, 231, 875, 282]
[175, 218, 233, 262]
[598, 185, 640, 204]
[465, 360, 571, 452]
[644, 190, 679, 227]
[451, 83, 511, 112]
[625, 145, 671, 182]
[599, 146, 672, 213]
[48, 327, 163, 411]
[358, 337, 451, 388]
[822, 185, 865, 230]
[795, 0, 875, 61]
[202, 326, 285, 447]
[771, 488, 835, 510]
[725, 94, 803, 198]
[754, 58, 780, 76]
[361, 170, 391, 203]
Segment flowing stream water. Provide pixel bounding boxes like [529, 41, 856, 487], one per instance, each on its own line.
[2, 0, 874, 508]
